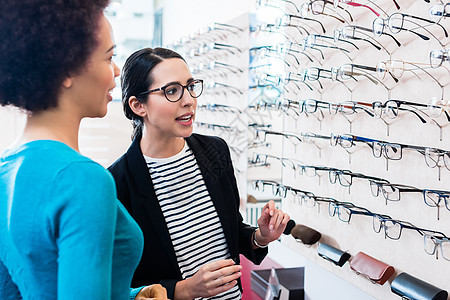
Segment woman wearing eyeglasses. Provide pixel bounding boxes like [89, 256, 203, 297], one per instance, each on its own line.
[0, 1, 166, 299]
[108, 47, 290, 300]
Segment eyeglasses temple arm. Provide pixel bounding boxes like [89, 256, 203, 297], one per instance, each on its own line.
[404, 13, 448, 37]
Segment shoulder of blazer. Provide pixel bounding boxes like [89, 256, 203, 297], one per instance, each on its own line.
[108, 135, 153, 200]
[187, 133, 228, 151]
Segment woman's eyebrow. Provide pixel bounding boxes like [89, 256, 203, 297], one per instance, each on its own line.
[162, 78, 195, 86]
[105, 45, 116, 54]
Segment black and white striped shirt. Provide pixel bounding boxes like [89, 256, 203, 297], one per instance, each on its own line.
[144, 142, 241, 300]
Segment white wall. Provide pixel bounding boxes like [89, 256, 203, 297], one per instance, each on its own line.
[159, 0, 254, 45]
[0, 107, 26, 154]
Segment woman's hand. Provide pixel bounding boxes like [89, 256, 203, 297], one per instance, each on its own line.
[174, 259, 242, 300]
[256, 200, 290, 246]
[135, 284, 168, 300]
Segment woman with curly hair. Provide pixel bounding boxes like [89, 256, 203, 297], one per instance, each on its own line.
[0, 1, 166, 299]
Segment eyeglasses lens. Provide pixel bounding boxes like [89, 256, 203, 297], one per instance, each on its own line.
[311, 1, 324, 15]
[372, 102, 383, 118]
[339, 101, 355, 115]
[384, 144, 402, 160]
[372, 18, 384, 36]
[372, 216, 382, 233]
[388, 13, 403, 34]
[339, 173, 352, 186]
[304, 195, 316, 207]
[425, 148, 439, 168]
[304, 99, 318, 113]
[382, 184, 400, 201]
[303, 166, 317, 177]
[376, 61, 387, 80]
[189, 81, 203, 97]
[384, 220, 401, 239]
[424, 190, 440, 207]
[430, 50, 443, 68]
[440, 239, 450, 260]
[370, 181, 380, 196]
[338, 206, 351, 222]
[385, 101, 398, 119]
[342, 27, 354, 39]
[429, 4, 444, 22]
[444, 153, 450, 170]
[389, 59, 404, 79]
[424, 234, 437, 255]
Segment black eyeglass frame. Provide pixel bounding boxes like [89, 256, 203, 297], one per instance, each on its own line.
[137, 79, 204, 102]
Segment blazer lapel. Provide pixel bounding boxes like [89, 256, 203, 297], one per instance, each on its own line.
[186, 135, 235, 255]
[125, 136, 180, 272]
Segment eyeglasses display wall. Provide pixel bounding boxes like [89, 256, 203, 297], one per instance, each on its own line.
[168, 1, 449, 299]
[168, 14, 251, 205]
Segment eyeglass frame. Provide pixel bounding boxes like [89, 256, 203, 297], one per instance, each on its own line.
[328, 201, 372, 223]
[430, 49, 449, 69]
[301, 0, 347, 24]
[429, 3, 450, 22]
[424, 233, 450, 261]
[137, 79, 204, 102]
[423, 189, 450, 220]
[369, 181, 423, 202]
[371, 100, 429, 123]
[372, 216, 428, 240]
[330, 169, 387, 187]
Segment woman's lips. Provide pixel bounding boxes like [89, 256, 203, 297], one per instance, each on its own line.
[176, 113, 194, 126]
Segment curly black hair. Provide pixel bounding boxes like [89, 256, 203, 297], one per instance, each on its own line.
[0, 0, 110, 112]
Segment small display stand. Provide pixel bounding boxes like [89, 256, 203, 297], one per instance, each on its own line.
[251, 267, 305, 300]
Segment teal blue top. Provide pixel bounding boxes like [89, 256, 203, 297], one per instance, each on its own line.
[0, 140, 144, 300]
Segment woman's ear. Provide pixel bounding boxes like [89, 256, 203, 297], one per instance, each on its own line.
[129, 96, 147, 117]
[62, 77, 73, 89]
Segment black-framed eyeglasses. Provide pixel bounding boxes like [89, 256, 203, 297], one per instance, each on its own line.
[138, 79, 204, 102]
[252, 179, 288, 198]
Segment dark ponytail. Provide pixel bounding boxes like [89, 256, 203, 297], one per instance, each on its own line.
[120, 47, 185, 140]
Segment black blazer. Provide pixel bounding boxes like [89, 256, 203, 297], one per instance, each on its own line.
[108, 133, 267, 299]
